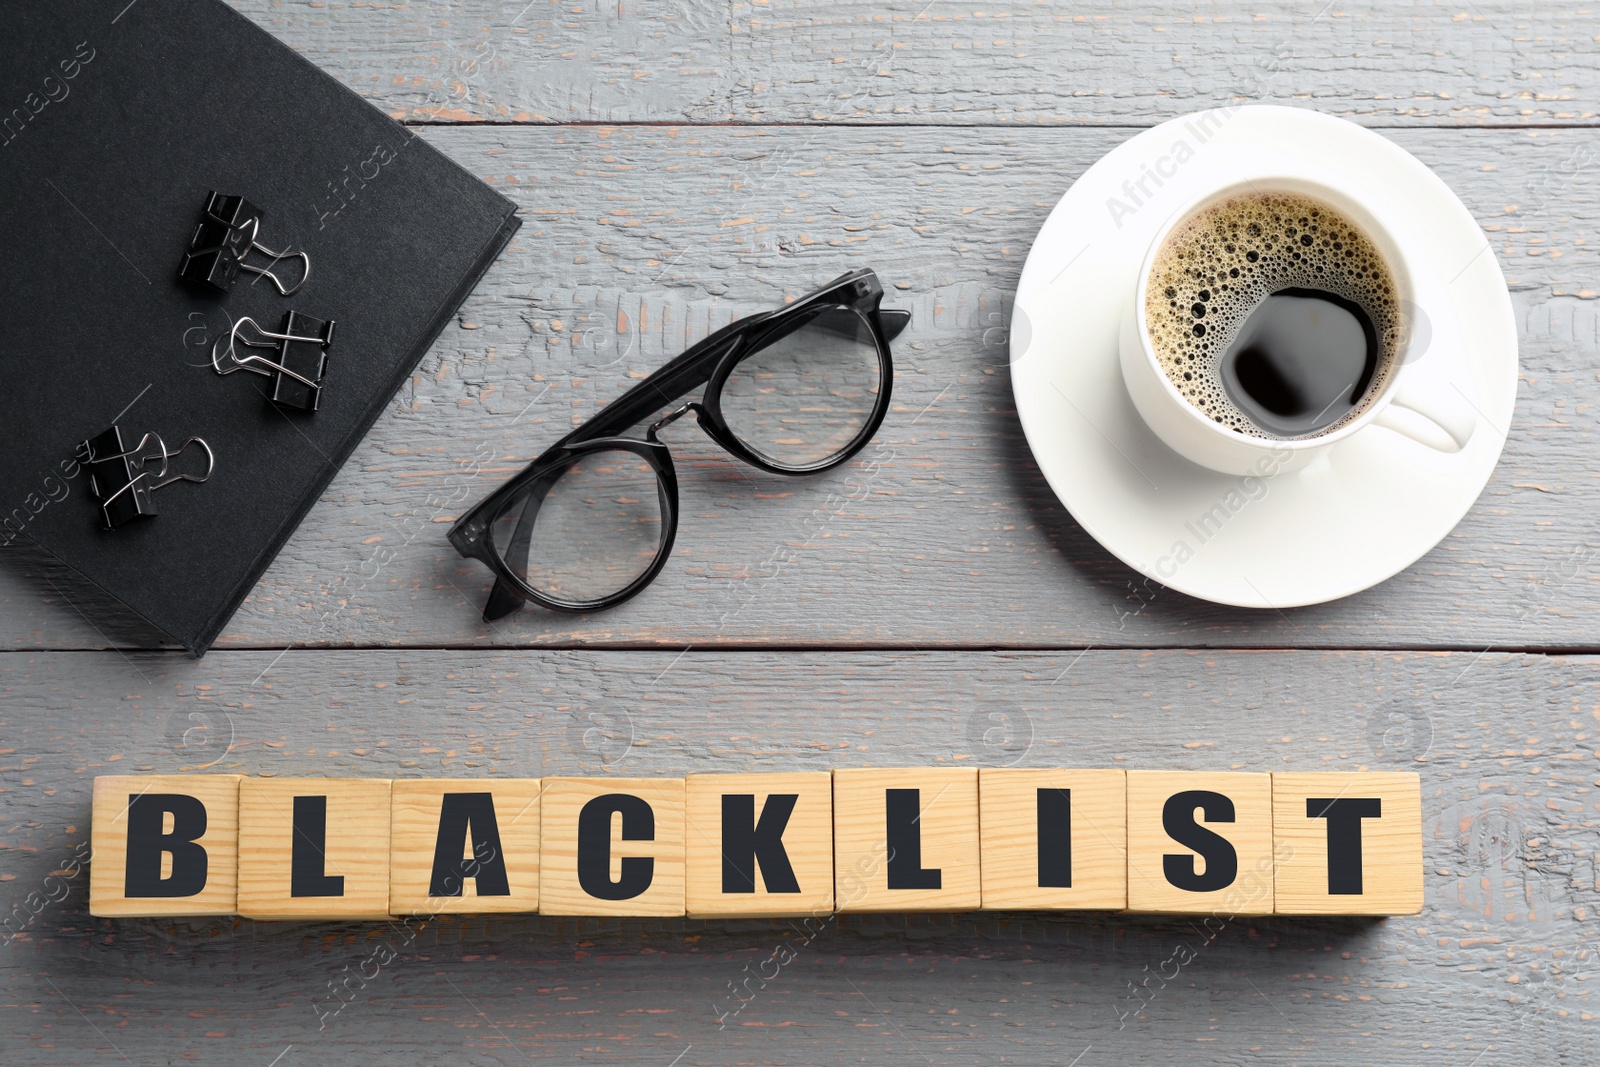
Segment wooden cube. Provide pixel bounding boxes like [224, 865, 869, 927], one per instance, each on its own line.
[1271, 772, 1423, 915]
[979, 768, 1126, 910]
[538, 778, 685, 917]
[89, 775, 241, 917]
[685, 772, 833, 918]
[389, 779, 541, 916]
[833, 768, 980, 912]
[237, 778, 392, 920]
[1126, 771, 1274, 915]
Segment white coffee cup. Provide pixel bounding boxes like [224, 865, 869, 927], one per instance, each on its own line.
[1119, 174, 1477, 476]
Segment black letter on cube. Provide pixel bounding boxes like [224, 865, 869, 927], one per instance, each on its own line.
[577, 794, 655, 900]
[721, 793, 800, 894]
[290, 795, 345, 898]
[430, 792, 511, 897]
[1162, 790, 1238, 892]
[1036, 787, 1073, 888]
[1307, 797, 1382, 895]
[885, 788, 942, 890]
[124, 793, 209, 898]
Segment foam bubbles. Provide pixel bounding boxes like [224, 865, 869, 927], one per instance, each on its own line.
[1145, 190, 1400, 439]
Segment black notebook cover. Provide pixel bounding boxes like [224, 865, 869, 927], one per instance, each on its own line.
[0, 0, 520, 653]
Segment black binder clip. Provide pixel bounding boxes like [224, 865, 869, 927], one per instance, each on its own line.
[178, 191, 310, 296]
[212, 312, 334, 412]
[80, 427, 215, 530]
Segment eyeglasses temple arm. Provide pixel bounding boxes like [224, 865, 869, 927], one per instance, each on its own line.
[550, 269, 902, 446]
[547, 267, 907, 452]
[484, 576, 528, 622]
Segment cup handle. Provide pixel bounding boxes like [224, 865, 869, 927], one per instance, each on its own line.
[1372, 374, 1476, 453]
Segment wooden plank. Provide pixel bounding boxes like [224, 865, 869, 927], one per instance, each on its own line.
[0, 647, 1593, 1061]
[2, 125, 1597, 652]
[238, 1, 1600, 127]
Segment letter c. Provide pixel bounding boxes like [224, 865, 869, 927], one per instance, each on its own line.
[577, 794, 655, 900]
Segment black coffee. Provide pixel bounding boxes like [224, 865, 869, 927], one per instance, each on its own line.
[1220, 287, 1379, 437]
[1146, 190, 1400, 440]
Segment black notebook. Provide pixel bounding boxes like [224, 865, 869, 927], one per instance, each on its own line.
[0, 0, 520, 653]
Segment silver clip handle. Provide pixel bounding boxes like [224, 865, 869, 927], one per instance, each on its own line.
[239, 240, 310, 297]
[146, 437, 215, 490]
[212, 317, 323, 389]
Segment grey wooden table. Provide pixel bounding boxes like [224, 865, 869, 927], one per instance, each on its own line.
[4, 3, 1598, 1064]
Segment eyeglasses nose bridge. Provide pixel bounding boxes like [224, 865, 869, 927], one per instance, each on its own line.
[648, 400, 703, 439]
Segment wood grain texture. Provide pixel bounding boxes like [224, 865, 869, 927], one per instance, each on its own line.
[237, 1, 1600, 127]
[685, 772, 835, 918]
[388, 777, 542, 915]
[979, 767, 1127, 910]
[5, 123, 1593, 652]
[834, 766, 981, 912]
[236, 777, 393, 920]
[1272, 771, 1424, 916]
[0, 648, 1594, 1063]
[87, 774, 240, 918]
[537, 776, 686, 916]
[1126, 770, 1276, 914]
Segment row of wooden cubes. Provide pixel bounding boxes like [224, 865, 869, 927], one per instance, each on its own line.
[89, 769, 1423, 919]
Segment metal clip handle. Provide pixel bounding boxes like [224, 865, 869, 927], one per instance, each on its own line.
[230, 216, 310, 297]
[146, 437, 215, 490]
[212, 316, 324, 389]
[238, 241, 310, 297]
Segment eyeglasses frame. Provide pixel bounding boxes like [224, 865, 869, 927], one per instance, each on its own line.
[447, 267, 910, 620]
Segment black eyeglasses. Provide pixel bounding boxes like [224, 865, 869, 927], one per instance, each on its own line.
[449, 268, 910, 620]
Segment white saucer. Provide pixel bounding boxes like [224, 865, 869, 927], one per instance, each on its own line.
[1010, 105, 1517, 608]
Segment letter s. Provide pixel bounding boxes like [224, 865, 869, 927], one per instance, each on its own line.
[1161, 790, 1239, 892]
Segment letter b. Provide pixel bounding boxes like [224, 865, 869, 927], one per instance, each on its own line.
[125, 793, 209, 897]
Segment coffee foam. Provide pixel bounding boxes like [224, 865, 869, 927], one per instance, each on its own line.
[1145, 190, 1400, 439]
